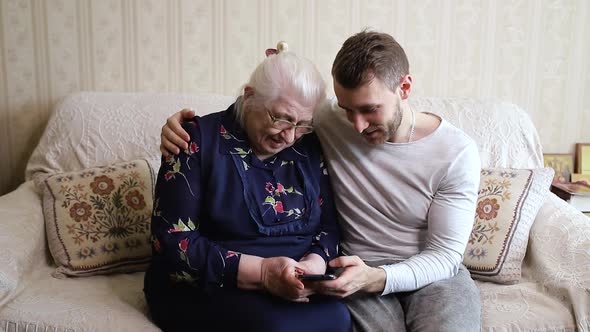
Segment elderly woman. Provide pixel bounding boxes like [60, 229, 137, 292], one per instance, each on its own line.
[143, 45, 351, 332]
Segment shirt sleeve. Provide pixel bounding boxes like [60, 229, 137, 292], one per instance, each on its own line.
[151, 120, 241, 292]
[306, 151, 341, 264]
[380, 142, 481, 294]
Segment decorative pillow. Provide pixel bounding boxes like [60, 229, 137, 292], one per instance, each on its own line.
[463, 167, 554, 284]
[39, 159, 158, 278]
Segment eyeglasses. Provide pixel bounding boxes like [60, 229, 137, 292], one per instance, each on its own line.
[266, 109, 314, 135]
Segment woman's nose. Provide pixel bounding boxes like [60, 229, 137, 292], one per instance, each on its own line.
[280, 127, 297, 144]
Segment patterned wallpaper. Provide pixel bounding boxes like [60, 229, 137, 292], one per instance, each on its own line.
[0, 0, 589, 195]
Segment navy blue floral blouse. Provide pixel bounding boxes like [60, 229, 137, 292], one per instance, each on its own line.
[147, 103, 340, 293]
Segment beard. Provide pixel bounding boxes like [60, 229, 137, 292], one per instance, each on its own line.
[385, 103, 403, 142]
[362, 103, 403, 144]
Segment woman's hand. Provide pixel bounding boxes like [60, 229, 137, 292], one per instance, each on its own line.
[160, 108, 195, 157]
[296, 253, 331, 293]
[260, 256, 314, 302]
[258, 254, 329, 301]
[298, 253, 327, 275]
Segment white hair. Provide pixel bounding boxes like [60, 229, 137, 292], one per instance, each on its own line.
[235, 52, 326, 124]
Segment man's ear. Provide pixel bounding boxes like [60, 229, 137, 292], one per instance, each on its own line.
[243, 86, 254, 100]
[398, 75, 412, 100]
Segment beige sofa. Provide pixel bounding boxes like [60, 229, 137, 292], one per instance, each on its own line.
[0, 92, 588, 332]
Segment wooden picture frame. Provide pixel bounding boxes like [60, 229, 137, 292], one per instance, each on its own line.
[572, 173, 590, 185]
[543, 153, 574, 183]
[576, 143, 590, 174]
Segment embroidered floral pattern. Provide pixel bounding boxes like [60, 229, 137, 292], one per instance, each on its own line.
[220, 125, 242, 141]
[154, 214, 200, 273]
[56, 162, 151, 248]
[311, 231, 332, 258]
[226, 250, 239, 259]
[168, 218, 196, 270]
[164, 154, 196, 197]
[463, 167, 553, 284]
[77, 247, 96, 259]
[468, 170, 513, 259]
[45, 159, 156, 276]
[167, 217, 198, 233]
[90, 175, 115, 195]
[69, 201, 92, 222]
[500, 170, 517, 178]
[126, 190, 146, 210]
[480, 169, 492, 176]
[101, 242, 119, 254]
[125, 237, 142, 249]
[476, 198, 500, 220]
[153, 237, 162, 253]
[467, 247, 487, 260]
[180, 142, 199, 170]
[231, 147, 252, 170]
[262, 182, 304, 218]
[280, 160, 294, 167]
[170, 271, 198, 284]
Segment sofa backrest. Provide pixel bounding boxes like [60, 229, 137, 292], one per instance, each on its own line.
[25, 92, 236, 182]
[409, 97, 544, 169]
[25, 92, 544, 182]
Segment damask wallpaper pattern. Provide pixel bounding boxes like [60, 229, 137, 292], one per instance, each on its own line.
[0, 0, 589, 195]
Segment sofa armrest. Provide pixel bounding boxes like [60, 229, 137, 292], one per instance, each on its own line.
[0, 181, 47, 306]
[523, 193, 590, 330]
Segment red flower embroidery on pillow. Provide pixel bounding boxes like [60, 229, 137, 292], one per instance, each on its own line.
[90, 175, 115, 195]
[476, 198, 500, 220]
[69, 202, 92, 222]
[126, 190, 146, 210]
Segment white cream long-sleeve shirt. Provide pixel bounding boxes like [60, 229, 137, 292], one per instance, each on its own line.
[314, 97, 481, 295]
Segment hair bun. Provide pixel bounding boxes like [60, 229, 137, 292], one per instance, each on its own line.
[276, 41, 288, 53]
[265, 41, 289, 57]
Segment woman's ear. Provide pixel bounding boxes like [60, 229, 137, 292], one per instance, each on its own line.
[243, 86, 254, 100]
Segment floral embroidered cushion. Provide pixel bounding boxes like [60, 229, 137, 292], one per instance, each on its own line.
[39, 159, 158, 278]
[463, 167, 554, 284]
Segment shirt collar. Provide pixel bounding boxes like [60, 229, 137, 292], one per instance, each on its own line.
[218, 103, 309, 162]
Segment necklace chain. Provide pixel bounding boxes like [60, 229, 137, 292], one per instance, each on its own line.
[408, 107, 415, 143]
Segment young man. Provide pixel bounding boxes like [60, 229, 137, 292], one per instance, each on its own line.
[160, 30, 482, 332]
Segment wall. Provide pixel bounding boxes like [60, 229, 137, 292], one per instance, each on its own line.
[1, 0, 589, 195]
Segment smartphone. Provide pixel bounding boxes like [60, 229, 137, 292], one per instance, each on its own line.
[297, 274, 337, 281]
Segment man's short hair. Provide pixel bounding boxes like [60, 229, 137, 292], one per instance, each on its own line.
[332, 29, 409, 91]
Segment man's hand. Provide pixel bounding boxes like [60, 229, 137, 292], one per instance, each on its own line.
[316, 255, 386, 298]
[160, 108, 195, 157]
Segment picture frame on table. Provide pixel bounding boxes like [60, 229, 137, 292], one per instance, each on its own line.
[575, 143, 590, 174]
[572, 173, 590, 185]
[543, 153, 574, 183]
